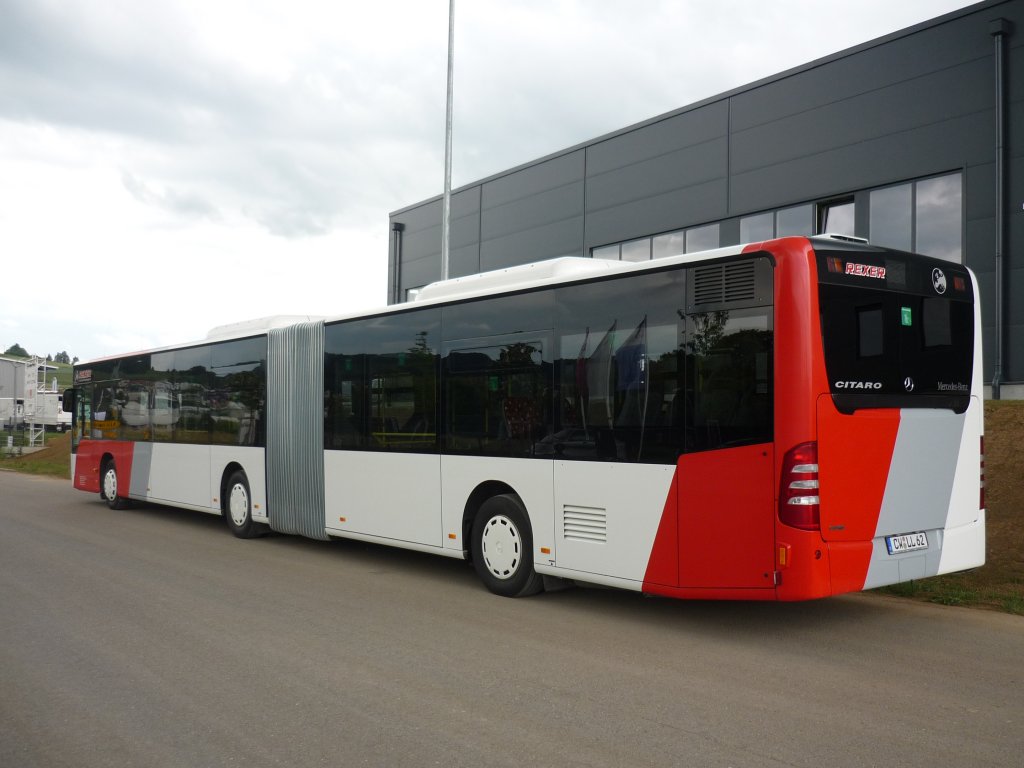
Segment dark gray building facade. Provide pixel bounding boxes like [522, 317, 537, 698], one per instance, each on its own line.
[389, 0, 1023, 395]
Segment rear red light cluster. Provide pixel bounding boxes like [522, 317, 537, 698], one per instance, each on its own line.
[780, 442, 820, 531]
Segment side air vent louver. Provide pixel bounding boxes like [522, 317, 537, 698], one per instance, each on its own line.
[724, 262, 757, 302]
[688, 258, 769, 312]
[563, 505, 608, 543]
[693, 265, 727, 306]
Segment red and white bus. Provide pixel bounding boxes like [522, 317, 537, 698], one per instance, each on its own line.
[66, 235, 985, 600]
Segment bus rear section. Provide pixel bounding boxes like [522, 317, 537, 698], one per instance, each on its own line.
[781, 242, 984, 598]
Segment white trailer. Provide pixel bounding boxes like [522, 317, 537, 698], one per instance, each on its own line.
[26, 391, 71, 430]
[0, 398, 25, 429]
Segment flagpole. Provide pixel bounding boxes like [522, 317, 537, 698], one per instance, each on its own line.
[441, 0, 454, 281]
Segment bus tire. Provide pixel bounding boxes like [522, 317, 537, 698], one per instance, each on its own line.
[471, 494, 544, 598]
[225, 470, 266, 539]
[100, 459, 129, 510]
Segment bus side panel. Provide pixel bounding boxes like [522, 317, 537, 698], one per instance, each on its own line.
[554, 462, 673, 583]
[642, 474, 678, 589]
[677, 444, 776, 590]
[145, 443, 213, 509]
[72, 439, 135, 496]
[326, 451, 442, 547]
[128, 442, 154, 500]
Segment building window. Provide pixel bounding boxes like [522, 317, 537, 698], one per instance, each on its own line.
[653, 231, 686, 260]
[740, 212, 773, 243]
[915, 173, 962, 262]
[870, 183, 912, 251]
[621, 238, 651, 262]
[685, 223, 720, 253]
[741, 205, 812, 242]
[597, 222, 719, 263]
[869, 173, 962, 262]
[648, 224, 720, 260]
[819, 199, 855, 236]
[776, 205, 813, 237]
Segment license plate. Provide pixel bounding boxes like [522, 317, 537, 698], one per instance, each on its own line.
[885, 531, 928, 555]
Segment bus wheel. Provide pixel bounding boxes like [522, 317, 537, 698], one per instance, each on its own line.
[471, 494, 544, 598]
[225, 470, 266, 539]
[100, 459, 129, 510]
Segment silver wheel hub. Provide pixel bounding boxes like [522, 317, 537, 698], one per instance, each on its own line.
[481, 514, 521, 580]
[229, 483, 249, 527]
[103, 468, 117, 500]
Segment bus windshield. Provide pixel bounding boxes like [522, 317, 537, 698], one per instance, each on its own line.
[816, 246, 974, 413]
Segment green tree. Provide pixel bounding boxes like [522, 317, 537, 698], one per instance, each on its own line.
[4, 343, 28, 357]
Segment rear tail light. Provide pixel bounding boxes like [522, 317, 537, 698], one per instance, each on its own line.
[980, 436, 986, 510]
[780, 442, 820, 531]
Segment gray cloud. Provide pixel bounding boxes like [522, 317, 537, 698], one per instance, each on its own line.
[0, 0, 975, 242]
[121, 171, 221, 221]
[0, 2, 448, 238]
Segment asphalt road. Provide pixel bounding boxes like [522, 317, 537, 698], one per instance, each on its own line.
[1, 470, 1022, 768]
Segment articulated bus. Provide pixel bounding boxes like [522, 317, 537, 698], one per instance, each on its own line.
[65, 236, 985, 600]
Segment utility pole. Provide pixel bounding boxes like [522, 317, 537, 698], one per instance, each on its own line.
[440, 0, 454, 281]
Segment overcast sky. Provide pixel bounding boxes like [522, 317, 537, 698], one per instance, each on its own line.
[0, 0, 976, 363]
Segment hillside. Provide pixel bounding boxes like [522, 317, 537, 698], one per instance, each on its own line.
[899, 400, 1024, 613]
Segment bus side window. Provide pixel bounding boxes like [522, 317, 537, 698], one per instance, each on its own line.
[444, 340, 549, 457]
[685, 309, 773, 451]
[367, 353, 436, 452]
[74, 384, 93, 445]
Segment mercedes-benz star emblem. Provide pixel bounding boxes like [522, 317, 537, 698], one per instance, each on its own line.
[932, 267, 947, 294]
[904, 377, 915, 392]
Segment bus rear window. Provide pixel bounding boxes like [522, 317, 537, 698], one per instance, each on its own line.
[817, 249, 974, 413]
[857, 306, 883, 358]
[922, 297, 952, 348]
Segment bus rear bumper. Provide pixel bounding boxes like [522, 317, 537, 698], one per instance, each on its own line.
[936, 510, 986, 575]
[860, 511, 986, 590]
